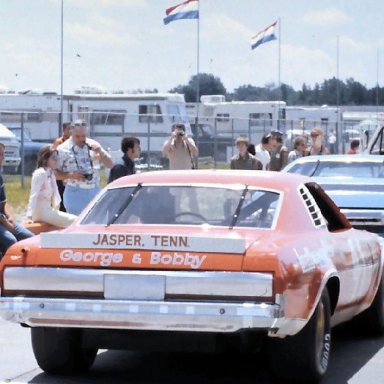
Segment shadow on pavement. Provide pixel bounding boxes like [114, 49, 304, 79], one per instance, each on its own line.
[28, 326, 384, 384]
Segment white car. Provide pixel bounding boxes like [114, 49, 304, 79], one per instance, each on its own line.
[0, 123, 21, 172]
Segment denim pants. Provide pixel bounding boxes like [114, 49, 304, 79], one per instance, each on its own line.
[0, 222, 34, 258]
[63, 184, 100, 216]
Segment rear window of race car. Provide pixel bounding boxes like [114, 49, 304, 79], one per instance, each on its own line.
[81, 184, 281, 229]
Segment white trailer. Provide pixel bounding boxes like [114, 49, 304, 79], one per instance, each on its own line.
[0, 90, 190, 162]
[187, 96, 286, 160]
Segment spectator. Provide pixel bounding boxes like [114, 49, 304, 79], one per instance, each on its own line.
[163, 123, 198, 170]
[53, 121, 72, 211]
[230, 137, 262, 170]
[288, 136, 307, 163]
[247, 143, 256, 156]
[347, 139, 360, 154]
[0, 142, 33, 258]
[26, 145, 77, 228]
[307, 127, 330, 156]
[328, 130, 337, 154]
[53, 121, 72, 148]
[255, 132, 276, 170]
[269, 131, 289, 171]
[108, 136, 141, 183]
[55, 119, 113, 215]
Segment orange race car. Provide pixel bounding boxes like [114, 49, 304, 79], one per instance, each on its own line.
[0, 170, 383, 383]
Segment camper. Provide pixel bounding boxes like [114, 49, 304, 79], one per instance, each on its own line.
[187, 95, 286, 161]
[0, 89, 190, 164]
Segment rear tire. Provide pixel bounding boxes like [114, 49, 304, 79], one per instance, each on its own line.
[31, 327, 97, 375]
[268, 288, 331, 383]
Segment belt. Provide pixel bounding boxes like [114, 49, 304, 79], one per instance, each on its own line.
[66, 182, 96, 190]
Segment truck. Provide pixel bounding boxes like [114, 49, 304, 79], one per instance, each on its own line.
[0, 123, 21, 173]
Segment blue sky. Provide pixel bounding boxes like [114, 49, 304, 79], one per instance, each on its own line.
[0, 0, 383, 94]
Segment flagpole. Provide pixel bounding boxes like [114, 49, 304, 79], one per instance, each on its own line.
[336, 35, 341, 153]
[195, 0, 200, 166]
[60, 0, 64, 131]
[196, 0, 200, 107]
[277, 17, 281, 131]
[376, 48, 380, 117]
[278, 17, 281, 101]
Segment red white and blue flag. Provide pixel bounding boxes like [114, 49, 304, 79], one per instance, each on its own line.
[251, 21, 278, 50]
[163, 0, 199, 25]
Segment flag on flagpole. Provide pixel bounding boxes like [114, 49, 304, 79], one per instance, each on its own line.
[163, 0, 199, 25]
[251, 21, 278, 50]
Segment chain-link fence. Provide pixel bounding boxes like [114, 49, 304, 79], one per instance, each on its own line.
[0, 110, 375, 178]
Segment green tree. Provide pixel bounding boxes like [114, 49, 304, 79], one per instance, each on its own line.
[170, 73, 226, 102]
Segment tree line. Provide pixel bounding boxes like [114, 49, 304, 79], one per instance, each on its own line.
[170, 73, 384, 105]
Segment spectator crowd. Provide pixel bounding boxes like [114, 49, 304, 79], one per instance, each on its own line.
[0, 122, 360, 259]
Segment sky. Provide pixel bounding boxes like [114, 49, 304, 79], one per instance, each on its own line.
[0, 0, 384, 95]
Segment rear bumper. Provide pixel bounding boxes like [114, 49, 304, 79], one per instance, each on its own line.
[0, 296, 288, 334]
[0, 267, 305, 336]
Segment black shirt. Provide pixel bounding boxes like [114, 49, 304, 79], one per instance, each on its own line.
[108, 155, 135, 183]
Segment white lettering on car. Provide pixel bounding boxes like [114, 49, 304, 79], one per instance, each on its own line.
[59, 249, 123, 267]
[150, 251, 206, 269]
[132, 253, 142, 264]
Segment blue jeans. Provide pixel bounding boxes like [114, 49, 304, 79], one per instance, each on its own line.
[63, 184, 100, 215]
[0, 223, 34, 258]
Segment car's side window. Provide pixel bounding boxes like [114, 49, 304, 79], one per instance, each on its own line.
[304, 182, 352, 232]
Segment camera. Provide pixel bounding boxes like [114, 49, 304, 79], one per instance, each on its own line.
[83, 173, 93, 181]
[177, 130, 185, 137]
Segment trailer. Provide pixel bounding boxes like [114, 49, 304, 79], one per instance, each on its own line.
[187, 95, 286, 161]
[0, 89, 190, 163]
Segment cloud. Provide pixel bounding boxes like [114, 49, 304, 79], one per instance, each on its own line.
[65, 23, 137, 47]
[338, 36, 366, 51]
[282, 44, 335, 87]
[64, 0, 147, 8]
[303, 9, 352, 26]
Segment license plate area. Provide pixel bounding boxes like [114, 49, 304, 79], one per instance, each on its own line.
[104, 274, 165, 300]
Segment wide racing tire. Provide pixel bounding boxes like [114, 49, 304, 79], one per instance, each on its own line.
[268, 288, 331, 383]
[31, 327, 98, 375]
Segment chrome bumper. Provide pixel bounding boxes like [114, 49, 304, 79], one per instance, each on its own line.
[0, 296, 285, 333]
[0, 267, 300, 336]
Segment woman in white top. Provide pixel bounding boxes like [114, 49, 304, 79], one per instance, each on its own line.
[27, 145, 77, 228]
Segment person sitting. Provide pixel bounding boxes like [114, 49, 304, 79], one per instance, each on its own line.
[0, 143, 33, 258]
[26, 145, 77, 229]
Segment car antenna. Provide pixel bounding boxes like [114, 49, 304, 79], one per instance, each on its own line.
[309, 160, 321, 177]
[107, 183, 142, 226]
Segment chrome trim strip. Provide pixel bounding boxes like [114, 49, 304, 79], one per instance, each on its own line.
[3, 268, 273, 298]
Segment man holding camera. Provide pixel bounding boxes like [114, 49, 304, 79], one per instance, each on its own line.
[163, 123, 198, 170]
[55, 119, 112, 215]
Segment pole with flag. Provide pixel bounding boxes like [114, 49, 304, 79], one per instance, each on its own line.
[163, 0, 200, 126]
[250, 20, 281, 127]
